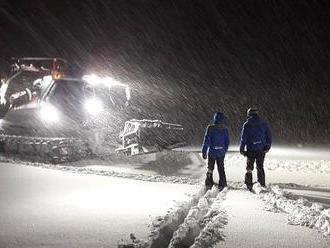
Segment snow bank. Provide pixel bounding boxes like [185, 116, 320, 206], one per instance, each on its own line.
[259, 185, 330, 236]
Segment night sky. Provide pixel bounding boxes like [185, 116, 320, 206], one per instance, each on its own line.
[0, 0, 329, 145]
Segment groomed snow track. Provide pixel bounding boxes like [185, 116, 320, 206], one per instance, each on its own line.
[118, 187, 229, 248]
[0, 134, 89, 163]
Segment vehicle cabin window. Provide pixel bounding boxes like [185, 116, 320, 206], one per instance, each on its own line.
[108, 86, 127, 109]
[44, 80, 128, 112]
[46, 80, 86, 111]
[87, 85, 127, 110]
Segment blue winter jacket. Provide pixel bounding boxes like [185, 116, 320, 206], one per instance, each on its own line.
[202, 112, 230, 158]
[239, 114, 272, 152]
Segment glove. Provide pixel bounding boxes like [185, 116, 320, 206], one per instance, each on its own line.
[202, 153, 207, 160]
[240, 150, 247, 156]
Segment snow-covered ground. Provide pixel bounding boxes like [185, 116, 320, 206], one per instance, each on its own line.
[0, 163, 198, 248]
[216, 189, 329, 248]
[3, 145, 329, 188]
[121, 185, 330, 247]
[183, 146, 330, 188]
[1, 145, 330, 247]
[259, 185, 330, 237]
[224, 153, 330, 188]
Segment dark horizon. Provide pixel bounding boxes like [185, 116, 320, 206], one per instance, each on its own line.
[1, 0, 329, 145]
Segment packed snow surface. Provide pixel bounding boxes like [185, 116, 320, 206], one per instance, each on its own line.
[0, 163, 198, 248]
[1, 145, 330, 247]
[121, 184, 329, 248]
[216, 189, 329, 248]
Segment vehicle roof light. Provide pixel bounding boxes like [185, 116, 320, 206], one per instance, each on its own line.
[82, 74, 101, 86]
[83, 74, 128, 88]
[101, 77, 126, 87]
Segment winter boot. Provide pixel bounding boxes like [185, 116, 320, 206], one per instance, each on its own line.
[245, 171, 253, 191]
[218, 186, 225, 192]
[205, 172, 213, 190]
[218, 180, 227, 192]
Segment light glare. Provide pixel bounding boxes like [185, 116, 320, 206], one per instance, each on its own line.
[40, 103, 59, 123]
[82, 74, 100, 86]
[84, 98, 103, 115]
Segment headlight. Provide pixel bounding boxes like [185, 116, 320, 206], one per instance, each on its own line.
[84, 98, 103, 116]
[40, 103, 59, 123]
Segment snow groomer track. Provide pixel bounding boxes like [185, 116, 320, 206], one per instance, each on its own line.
[0, 135, 89, 163]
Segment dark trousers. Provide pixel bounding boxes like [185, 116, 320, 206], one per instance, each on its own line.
[208, 156, 227, 187]
[245, 150, 266, 187]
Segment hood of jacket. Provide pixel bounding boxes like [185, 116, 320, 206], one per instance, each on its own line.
[213, 112, 225, 125]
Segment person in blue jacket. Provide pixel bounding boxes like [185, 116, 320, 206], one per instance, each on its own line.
[202, 112, 230, 191]
[240, 108, 272, 191]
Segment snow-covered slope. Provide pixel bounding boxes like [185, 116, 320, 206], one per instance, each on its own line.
[0, 163, 198, 248]
[1, 146, 330, 247]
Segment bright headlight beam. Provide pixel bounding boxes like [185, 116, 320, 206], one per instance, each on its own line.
[40, 103, 59, 123]
[84, 98, 103, 116]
